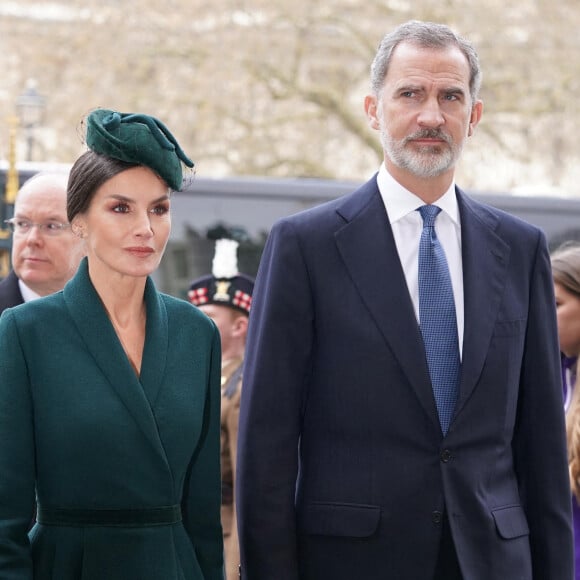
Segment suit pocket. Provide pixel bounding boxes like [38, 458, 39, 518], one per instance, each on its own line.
[298, 501, 381, 538]
[492, 505, 530, 539]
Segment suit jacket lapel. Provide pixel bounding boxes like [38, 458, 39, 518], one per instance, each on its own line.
[335, 179, 440, 430]
[455, 190, 510, 415]
[63, 259, 165, 454]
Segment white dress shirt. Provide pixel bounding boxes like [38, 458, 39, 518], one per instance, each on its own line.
[18, 279, 41, 303]
[376, 164, 464, 357]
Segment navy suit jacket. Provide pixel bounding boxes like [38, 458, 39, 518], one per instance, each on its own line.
[0, 270, 24, 314]
[237, 177, 574, 580]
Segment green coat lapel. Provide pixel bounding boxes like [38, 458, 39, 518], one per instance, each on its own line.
[63, 259, 168, 456]
[140, 277, 169, 407]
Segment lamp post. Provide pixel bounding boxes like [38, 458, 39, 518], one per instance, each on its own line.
[16, 79, 46, 162]
[0, 117, 19, 279]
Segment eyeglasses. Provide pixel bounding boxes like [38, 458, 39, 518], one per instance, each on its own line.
[4, 218, 71, 237]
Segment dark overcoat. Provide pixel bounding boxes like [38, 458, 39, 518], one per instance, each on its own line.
[0, 269, 24, 314]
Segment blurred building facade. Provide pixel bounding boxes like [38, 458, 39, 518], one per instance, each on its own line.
[2, 167, 580, 297]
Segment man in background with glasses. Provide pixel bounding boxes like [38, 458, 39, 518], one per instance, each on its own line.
[0, 172, 85, 314]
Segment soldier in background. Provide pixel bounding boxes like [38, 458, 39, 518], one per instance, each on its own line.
[188, 239, 254, 580]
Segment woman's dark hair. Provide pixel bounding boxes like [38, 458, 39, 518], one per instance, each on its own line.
[67, 150, 138, 222]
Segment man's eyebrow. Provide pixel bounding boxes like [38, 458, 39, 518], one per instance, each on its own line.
[13, 212, 67, 221]
[395, 84, 423, 93]
[443, 86, 466, 96]
[394, 84, 467, 96]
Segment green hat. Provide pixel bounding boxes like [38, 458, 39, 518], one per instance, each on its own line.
[85, 109, 194, 191]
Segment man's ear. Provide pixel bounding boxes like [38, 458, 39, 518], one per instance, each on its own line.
[233, 314, 249, 338]
[364, 95, 381, 130]
[468, 99, 483, 137]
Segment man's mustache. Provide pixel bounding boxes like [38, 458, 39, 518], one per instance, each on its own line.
[404, 129, 452, 144]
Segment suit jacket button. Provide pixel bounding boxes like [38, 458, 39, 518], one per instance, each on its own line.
[432, 510, 442, 524]
[441, 449, 452, 462]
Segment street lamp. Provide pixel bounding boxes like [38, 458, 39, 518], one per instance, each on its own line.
[16, 79, 46, 162]
[0, 117, 19, 279]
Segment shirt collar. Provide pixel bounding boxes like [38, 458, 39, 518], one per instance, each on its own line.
[18, 279, 42, 303]
[377, 163, 459, 225]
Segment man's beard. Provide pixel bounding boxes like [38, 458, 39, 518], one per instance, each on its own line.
[380, 126, 463, 178]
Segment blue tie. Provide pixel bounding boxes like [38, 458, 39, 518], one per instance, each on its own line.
[418, 205, 460, 435]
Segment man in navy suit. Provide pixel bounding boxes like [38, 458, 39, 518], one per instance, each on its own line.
[0, 173, 84, 313]
[237, 20, 573, 580]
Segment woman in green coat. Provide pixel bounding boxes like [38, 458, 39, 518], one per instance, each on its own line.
[0, 110, 224, 579]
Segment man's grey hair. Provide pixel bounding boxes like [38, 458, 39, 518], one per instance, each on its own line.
[370, 20, 482, 104]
